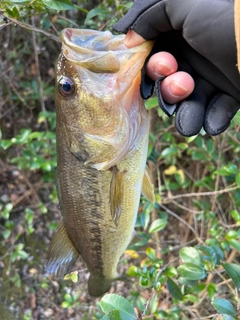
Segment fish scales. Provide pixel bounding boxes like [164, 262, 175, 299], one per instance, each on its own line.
[45, 29, 155, 297]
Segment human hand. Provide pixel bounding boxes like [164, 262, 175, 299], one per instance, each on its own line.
[124, 31, 195, 105]
[113, 0, 240, 136]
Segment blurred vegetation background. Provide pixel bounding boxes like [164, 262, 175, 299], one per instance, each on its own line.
[0, 1, 240, 319]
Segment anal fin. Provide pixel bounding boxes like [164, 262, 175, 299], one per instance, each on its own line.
[45, 220, 79, 278]
[142, 165, 155, 203]
[110, 166, 125, 227]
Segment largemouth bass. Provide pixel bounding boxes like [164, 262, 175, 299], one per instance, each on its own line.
[45, 28, 155, 297]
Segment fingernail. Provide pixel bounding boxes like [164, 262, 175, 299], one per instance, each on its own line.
[153, 62, 174, 77]
[124, 33, 132, 47]
[124, 31, 145, 48]
[168, 82, 189, 97]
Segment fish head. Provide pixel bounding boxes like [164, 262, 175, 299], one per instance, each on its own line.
[55, 29, 153, 169]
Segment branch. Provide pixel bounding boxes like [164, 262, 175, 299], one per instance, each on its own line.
[159, 203, 203, 243]
[2, 15, 61, 43]
[162, 185, 239, 202]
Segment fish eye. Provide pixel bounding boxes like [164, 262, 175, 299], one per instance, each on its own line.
[58, 76, 75, 97]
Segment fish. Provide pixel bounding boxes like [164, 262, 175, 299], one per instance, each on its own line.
[45, 28, 155, 297]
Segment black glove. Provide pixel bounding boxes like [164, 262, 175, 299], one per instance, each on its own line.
[113, 0, 240, 136]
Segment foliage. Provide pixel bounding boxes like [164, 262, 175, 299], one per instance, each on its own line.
[0, 0, 240, 319]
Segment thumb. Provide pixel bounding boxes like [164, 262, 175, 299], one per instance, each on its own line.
[124, 30, 146, 48]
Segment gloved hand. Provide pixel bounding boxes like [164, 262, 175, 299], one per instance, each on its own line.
[113, 0, 240, 136]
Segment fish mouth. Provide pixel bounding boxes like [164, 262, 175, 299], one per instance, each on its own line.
[60, 28, 125, 73]
[60, 28, 154, 73]
[61, 28, 125, 53]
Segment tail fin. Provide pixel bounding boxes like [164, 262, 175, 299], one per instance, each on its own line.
[45, 220, 79, 278]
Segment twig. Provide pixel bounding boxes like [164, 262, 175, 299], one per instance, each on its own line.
[155, 257, 178, 283]
[141, 289, 155, 318]
[168, 239, 197, 252]
[159, 203, 203, 243]
[195, 314, 219, 319]
[216, 278, 233, 287]
[162, 185, 239, 202]
[31, 16, 46, 114]
[58, 15, 79, 27]
[179, 304, 201, 320]
[170, 199, 204, 215]
[2, 15, 61, 43]
[12, 189, 34, 207]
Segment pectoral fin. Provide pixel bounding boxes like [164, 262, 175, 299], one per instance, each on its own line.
[142, 166, 155, 203]
[110, 166, 125, 227]
[45, 220, 79, 278]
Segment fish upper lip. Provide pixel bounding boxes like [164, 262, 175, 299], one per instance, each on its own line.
[61, 28, 153, 53]
[61, 29, 108, 54]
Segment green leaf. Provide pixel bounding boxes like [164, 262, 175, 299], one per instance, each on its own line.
[166, 277, 183, 301]
[6, 5, 20, 18]
[149, 294, 159, 314]
[85, 8, 108, 22]
[223, 263, 240, 290]
[206, 139, 214, 154]
[141, 202, 154, 229]
[64, 271, 78, 283]
[225, 230, 238, 239]
[160, 146, 178, 158]
[13, 129, 32, 144]
[196, 245, 217, 269]
[139, 276, 152, 288]
[177, 263, 206, 280]
[18, 250, 28, 259]
[61, 301, 70, 308]
[212, 298, 236, 317]
[101, 310, 121, 320]
[164, 266, 178, 277]
[222, 315, 238, 320]
[183, 294, 198, 303]
[100, 294, 136, 320]
[64, 293, 72, 303]
[148, 218, 167, 233]
[230, 210, 240, 222]
[127, 266, 141, 277]
[214, 164, 238, 176]
[146, 247, 155, 260]
[207, 283, 217, 300]
[3, 229, 11, 240]
[147, 143, 154, 158]
[42, 0, 75, 10]
[0, 139, 12, 150]
[179, 247, 204, 267]
[186, 135, 198, 143]
[140, 210, 150, 230]
[227, 239, 240, 251]
[177, 142, 188, 150]
[211, 245, 224, 264]
[236, 172, 240, 187]
[233, 110, 240, 125]
[191, 151, 206, 160]
[145, 97, 158, 110]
